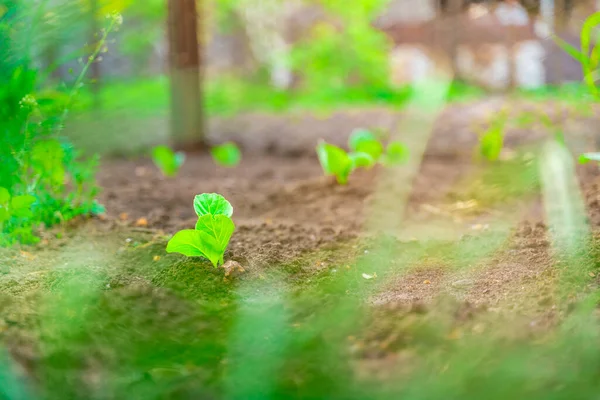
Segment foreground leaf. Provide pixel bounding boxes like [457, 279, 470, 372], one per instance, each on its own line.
[31, 139, 65, 187]
[0, 188, 9, 206]
[166, 230, 206, 258]
[194, 214, 235, 267]
[10, 195, 36, 218]
[193, 193, 233, 218]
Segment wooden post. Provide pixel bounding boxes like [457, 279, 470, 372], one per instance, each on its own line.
[555, 0, 566, 83]
[447, 0, 463, 78]
[90, 0, 101, 110]
[167, 0, 204, 145]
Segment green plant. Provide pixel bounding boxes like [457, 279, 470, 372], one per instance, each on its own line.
[553, 12, 600, 162]
[0, 7, 120, 245]
[553, 12, 600, 98]
[479, 112, 508, 161]
[166, 193, 235, 267]
[316, 141, 354, 184]
[317, 129, 410, 184]
[152, 145, 185, 177]
[211, 141, 241, 167]
[348, 129, 383, 160]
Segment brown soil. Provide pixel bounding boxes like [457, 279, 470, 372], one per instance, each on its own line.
[95, 102, 600, 309]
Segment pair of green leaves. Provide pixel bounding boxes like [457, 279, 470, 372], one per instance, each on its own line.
[316, 129, 410, 184]
[349, 129, 409, 166]
[0, 188, 36, 223]
[166, 193, 235, 267]
[152, 146, 185, 177]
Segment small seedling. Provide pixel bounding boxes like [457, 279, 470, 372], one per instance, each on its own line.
[211, 142, 241, 167]
[579, 153, 600, 164]
[479, 113, 507, 161]
[349, 129, 384, 160]
[317, 129, 410, 184]
[152, 145, 185, 177]
[316, 141, 353, 184]
[166, 193, 235, 267]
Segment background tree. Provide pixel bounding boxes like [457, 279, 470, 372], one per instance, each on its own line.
[167, 0, 203, 145]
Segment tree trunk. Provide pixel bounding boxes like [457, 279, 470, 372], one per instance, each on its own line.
[167, 0, 204, 145]
[446, 0, 463, 78]
[90, 0, 101, 110]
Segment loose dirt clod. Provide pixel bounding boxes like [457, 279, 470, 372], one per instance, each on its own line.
[222, 260, 246, 279]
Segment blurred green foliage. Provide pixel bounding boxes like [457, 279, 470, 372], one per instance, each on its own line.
[0, 0, 113, 244]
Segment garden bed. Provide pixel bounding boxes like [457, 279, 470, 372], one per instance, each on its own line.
[3, 104, 600, 399]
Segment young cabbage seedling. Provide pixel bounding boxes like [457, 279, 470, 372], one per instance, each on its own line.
[166, 193, 235, 267]
[317, 129, 411, 184]
[348, 129, 384, 160]
[152, 145, 185, 177]
[479, 112, 507, 161]
[211, 142, 242, 167]
[316, 141, 353, 184]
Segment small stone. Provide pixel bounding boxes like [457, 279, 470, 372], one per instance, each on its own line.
[222, 260, 246, 278]
[136, 217, 148, 227]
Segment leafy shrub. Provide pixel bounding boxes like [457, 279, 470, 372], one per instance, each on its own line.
[0, 7, 122, 244]
[166, 193, 236, 267]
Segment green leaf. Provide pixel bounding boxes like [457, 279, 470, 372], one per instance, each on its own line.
[0, 187, 10, 206]
[348, 129, 377, 151]
[31, 139, 66, 187]
[383, 141, 410, 165]
[152, 145, 185, 177]
[554, 131, 566, 146]
[194, 215, 235, 266]
[166, 229, 207, 258]
[0, 208, 9, 223]
[211, 142, 241, 167]
[479, 116, 506, 162]
[193, 193, 233, 218]
[552, 34, 587, 65]
[316, 141, 353, 185]
[166, 214, 236, 267]
[579, 152, 600, 164]
[10, 195, 36, 218]
[349, 152, 375, 169]
[349, 129, 384, 160]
